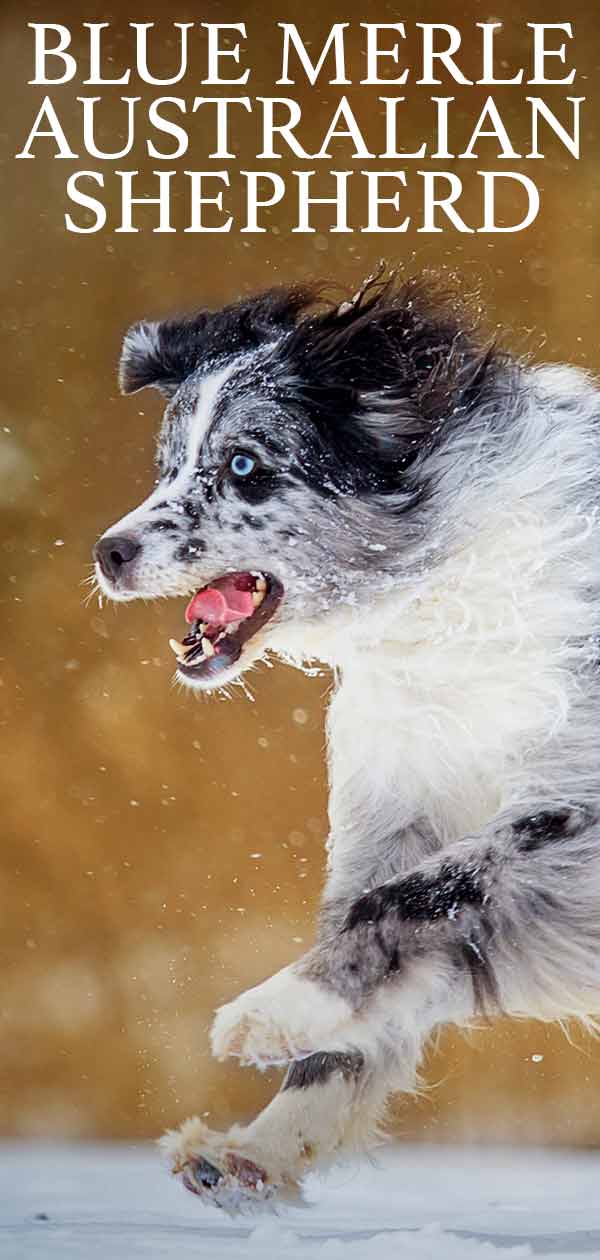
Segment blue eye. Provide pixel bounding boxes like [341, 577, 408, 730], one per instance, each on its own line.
[230, 452, 256, 478]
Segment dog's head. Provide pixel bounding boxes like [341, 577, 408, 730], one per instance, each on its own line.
[94, 271, 501, 690]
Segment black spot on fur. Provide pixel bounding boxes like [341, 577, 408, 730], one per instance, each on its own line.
[146, 519, 178, 534]
[181, 499, 204, 527]
[513, 807, 592, 853]
[283, 1050, 365, 1091]
[342, 861, 500, 1011]
[345, 862, 485, 930]
[174, 539, 206, 562]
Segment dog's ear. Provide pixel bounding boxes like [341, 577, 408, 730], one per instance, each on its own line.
[119, 314, 210, 398]
[118, 287, 316, 399]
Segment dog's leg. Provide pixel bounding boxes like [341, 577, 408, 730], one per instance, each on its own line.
[162, 1049, 388, 1209]
[167, 804, 600, 1208]
[210, 804, 600, 1077]
[164, 818, 440, 1211]
[209, 817, 444, 1066]
[164, 884, 469, 1211]
[162, 1032, 424, 1211]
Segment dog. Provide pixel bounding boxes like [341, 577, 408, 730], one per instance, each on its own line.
[94, 268, 600, 1211]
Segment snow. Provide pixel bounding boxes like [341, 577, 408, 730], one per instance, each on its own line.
[2, 1141, 600, 1259]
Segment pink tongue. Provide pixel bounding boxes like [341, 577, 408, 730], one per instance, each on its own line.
[185, 582, 255, 626]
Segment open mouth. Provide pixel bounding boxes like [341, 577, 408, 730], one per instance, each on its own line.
[168, 571, 283, 686]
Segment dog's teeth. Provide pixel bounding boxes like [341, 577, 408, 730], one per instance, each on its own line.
[252, 590, 265, 608]
[256, 575, 267, 592]
[202, 637, 215, 657]
[169, 638, 187, 658]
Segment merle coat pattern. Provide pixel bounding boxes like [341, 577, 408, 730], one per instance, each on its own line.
[94, 271, 600, 1211]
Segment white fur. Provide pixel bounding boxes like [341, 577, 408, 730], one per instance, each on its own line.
[211, 967, 353, 1066]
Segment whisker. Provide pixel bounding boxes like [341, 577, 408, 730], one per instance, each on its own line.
[82, 579, 101, 608]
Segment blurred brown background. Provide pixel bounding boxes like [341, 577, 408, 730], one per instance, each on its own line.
[1, 0, 600, 1146]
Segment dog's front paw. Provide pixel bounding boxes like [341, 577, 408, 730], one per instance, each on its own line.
[210, 967, 352, 1067]
[161, 1116, 301, 1213]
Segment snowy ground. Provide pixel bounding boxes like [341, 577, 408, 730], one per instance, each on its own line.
[1, 1141, 600, 1259]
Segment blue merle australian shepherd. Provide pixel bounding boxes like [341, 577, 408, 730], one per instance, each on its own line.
[94, 268, 600, 1211]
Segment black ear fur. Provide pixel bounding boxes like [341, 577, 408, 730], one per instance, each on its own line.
[118, 286, 317, 398]
[118, 314, 210, 397]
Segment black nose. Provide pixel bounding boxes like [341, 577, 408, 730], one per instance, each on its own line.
[94, 533, 141, 583]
